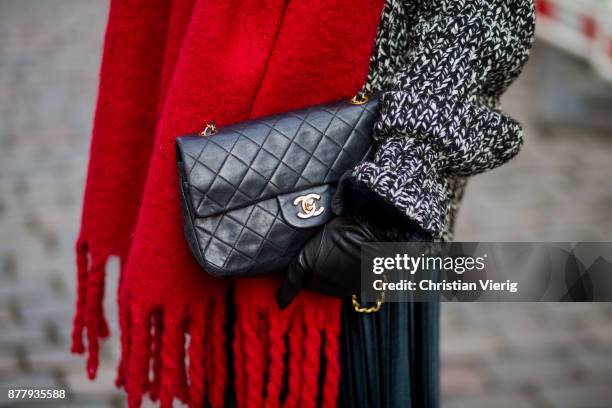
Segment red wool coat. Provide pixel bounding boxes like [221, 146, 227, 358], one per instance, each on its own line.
[73, 0, 385, 407]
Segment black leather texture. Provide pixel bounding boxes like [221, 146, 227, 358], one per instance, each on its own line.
[276, 216, 380, 309]
[176, 96, 379, 278]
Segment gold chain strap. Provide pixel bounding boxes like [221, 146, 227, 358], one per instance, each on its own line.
[199, 122, 217, 136]
[350, 93, 369, 105]
[203, 95, 367, 137]
[351, 293, 384, 313]
[352, 272, 386, 313]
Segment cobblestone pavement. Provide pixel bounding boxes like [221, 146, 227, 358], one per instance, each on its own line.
[1, 2, 612, 407]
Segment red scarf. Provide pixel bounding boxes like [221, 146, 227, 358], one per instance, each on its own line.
[73, 0, 384, 406]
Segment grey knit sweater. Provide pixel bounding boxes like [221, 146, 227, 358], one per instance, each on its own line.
[333, 0, 535, 241]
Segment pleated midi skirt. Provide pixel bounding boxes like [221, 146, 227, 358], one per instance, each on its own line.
[338, 301, 440, 408]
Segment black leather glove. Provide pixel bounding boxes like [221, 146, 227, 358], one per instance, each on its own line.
[276, 216, 382, 309]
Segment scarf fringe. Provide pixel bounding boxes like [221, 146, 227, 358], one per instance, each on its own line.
[71, 238, 110, 379]
[72, 240, 343, 407]
[232, 296, 343, 408]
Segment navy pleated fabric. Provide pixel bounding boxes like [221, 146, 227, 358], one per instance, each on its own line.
[338, 301, 440, 408]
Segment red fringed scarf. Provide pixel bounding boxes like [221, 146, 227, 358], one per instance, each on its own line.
[72, 0, 384, 406]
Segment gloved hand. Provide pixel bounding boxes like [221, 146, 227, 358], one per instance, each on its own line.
[276, 216, 381, 309]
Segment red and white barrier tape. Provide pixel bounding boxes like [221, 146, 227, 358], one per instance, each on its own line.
[536, 0, 612, 81]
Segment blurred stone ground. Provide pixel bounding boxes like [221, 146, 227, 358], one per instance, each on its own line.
[0, 1, 611, 407]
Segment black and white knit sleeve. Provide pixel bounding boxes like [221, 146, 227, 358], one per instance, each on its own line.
[333, 0, 536, 240]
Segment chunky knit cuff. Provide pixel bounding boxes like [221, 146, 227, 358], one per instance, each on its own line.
[334, 138, 452, 239]
[335, 88, 523, 239]
[374, 90, 524, 176]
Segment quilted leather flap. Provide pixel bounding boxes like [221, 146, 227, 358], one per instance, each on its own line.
[176, 96, 378, 218]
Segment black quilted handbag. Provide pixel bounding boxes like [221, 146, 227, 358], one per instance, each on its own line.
[176, 95, 378, 278]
